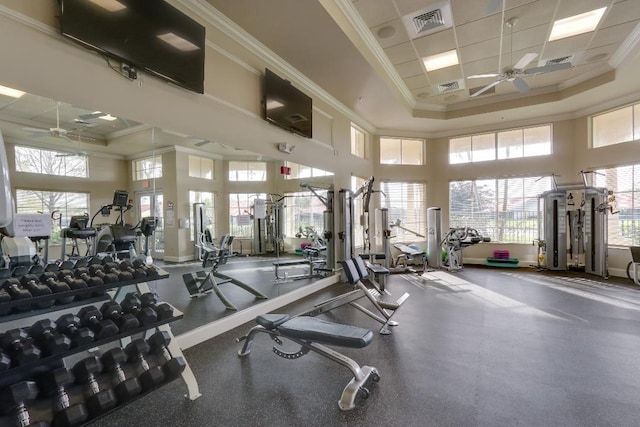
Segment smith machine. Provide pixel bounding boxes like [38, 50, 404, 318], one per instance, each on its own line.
[536, 171, 613, 278]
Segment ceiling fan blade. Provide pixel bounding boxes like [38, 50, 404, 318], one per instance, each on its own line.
[22, 127, 49, 133]
[467, 73, 502, 79]
[524, 62, 572, 75]
[485, 0, 502, 14]
[470, 80, 502, 97]
[514, 53, 538, 70]
[195, 140, 212, 147]
[512, 77, 530, 93]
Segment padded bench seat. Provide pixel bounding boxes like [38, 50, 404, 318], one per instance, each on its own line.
[257, 314, 373, 348]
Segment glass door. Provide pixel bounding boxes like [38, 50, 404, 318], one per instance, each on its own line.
[137, 192, 164, 259]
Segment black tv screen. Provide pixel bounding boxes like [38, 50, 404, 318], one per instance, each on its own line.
[59, 0, 205, 94]
[263, 68, 312, 138]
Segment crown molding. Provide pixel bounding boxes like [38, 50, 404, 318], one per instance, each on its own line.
[610, 22, 640, 68]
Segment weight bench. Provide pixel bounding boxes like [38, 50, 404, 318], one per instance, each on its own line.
[297, 258, 409, 335]
[237, 313, 379, 411]
[362, 258, 391, 292]
[272, 257, 327, 282]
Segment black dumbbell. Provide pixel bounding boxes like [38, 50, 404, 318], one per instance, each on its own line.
[39, 271, 74, 304]
[100, 301, 139, 332]
[73, 268, 107, 297]
[0, 350, 11, 371]
[56, 314, 95, 348]
[39, 367, 89, 427]
[88, 264, 120, 285]
[73, 356, 118, 417]
[139, 293, 174, 320]
[103, 262, 134, 282]
[101, 347, 142, 403]
[77, 306, 119, 340]
[29, 319, 72, 356]
[19, 274, 53, 308]
[0, 288, 11, 316]
[147, 331, 186, 381]
[125, 339, 165, 391]
[0, 381, 49, 427]
[0, 329, 41, 365]
[74, 258, 89, 268]
[56, 271, 90, 299]
[117, 260, 147, 279]
[1, 278, 32, 312]
[121, 293, 157, 326]
[59, 260, 76, 270]
[132, 259, 160, 279]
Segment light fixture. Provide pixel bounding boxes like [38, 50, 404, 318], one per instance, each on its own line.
[88, 0, 126, 12]
[0, 84, 25, 98]
[99, 114, 117, 121]
[422, 49, 459, 72]
[548, 7, 607, 42]
[157, 32, 200, 52]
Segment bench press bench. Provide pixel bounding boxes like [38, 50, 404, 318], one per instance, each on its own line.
[237, 313, 379, 410]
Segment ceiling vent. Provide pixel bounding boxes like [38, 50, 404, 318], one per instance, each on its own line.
[545, 55, 573, 66]
[538, 53, 582, 68]
[469, 85, 496, 96]
[402, 1, 453, 40]
[72, 119, 95, 127]
[436, 80, 464, 93]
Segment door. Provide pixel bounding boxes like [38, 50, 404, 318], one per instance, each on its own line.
[137, 192, 164, 259]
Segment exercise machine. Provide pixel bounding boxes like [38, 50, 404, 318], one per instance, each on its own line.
[426, 207, 443, 269]
[441, 227, 491, 272]
[339, 177, 374, 261]
[182, 234, 268, 310]
[297, 257, 409, 335]
[237, 313, 379, 411]
[60, 214, 96, 262]
[537, 172, 610, 277]
[92, 190, 138, 259]
[374, 208, 425, 274]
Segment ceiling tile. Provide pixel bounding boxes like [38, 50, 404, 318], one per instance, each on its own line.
[464, 56, 502, 76]
[455, 15, 502, 47]
[395, 60, 425, 78]
[353, 0, 400, 27]
[412, 28, 457, 57]
[554, 0, 612, 20]
[541, 33, 592, 60]
[582, 44, 617, 64]
[510, 25, 548, 52]
[590, 20, 638, 49]
[502, 0, 558, 31]
[403, 74, 430, 89]
[385, 41, 417, 64]
[393, 0, 444, 17]
[370, 19, 410, 48]
[427, 66, 463, 84]
[459, 38, 501, 63]
[601, 0, 640, 27]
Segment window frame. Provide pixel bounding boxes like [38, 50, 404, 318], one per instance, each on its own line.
[379, 137, 425, 165]
[188, 155, 214, 180]
[14, 145, 88, 178]
[228, 161, 267, 182]
[132, 155, 162, 181]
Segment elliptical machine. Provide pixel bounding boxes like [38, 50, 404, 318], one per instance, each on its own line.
[92, 190, 139, 260]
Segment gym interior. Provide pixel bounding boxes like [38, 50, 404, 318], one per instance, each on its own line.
[1, 1, 640, 426]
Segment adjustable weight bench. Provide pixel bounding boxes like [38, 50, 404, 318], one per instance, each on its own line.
[297, 258, 409, 335]
[237, 313, 380, 410]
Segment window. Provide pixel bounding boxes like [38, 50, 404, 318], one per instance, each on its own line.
[450, 125, 551, 164]
[228, 161, 267, 181]
[229, 193, 266, 237]
[15, 189, 89, 243]
[283, 191, 328, 239]
[15, 146, 87, 178]
[189, 190, 215, 241]
[591, 164, 640, 246]
[379, 182, 426, 240]
[380, 137, 424, 165]
[133, 155, 162, 180]
[284, 161, 333, 179]
[449, 176, 553, 243]
[592, 103, 640, 148]
[188, 155, 214, 180]
[351, 125, 365, 158]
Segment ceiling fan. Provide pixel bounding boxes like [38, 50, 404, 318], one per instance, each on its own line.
[22, 101, 74, 143]
[467, 17, 573, 97]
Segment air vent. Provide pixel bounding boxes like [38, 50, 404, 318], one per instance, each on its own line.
[72, 119, 95, 127]
[545, 55, 573, 65]
[469, 85, 496, 96]
[436, 80, 463, 93]
[402, 1, 453, 40]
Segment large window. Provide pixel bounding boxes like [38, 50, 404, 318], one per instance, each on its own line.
[449, 176, 553, 243]
[229, 193, 266, 237]
[380, 137, 424, 165]
[351, 125, 365, 158]
[284, 161, 333, 179]
[591, 164, 640, 246]
[189, 190, 215, 241]
[592, 102, 640, 148]
[228, 161, 267, 181]
[16, 189, 89, 243]
[283, 191, 327, 239]
[379, 182, 426, 240]
[450, 125, 551, 164]
[15, 146, 87, 178]
[188, 155, 213, 180]
[133, 155, 162, 180]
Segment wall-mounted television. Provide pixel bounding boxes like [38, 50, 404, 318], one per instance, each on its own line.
[263, 68, 312, 139]
[59, 0, 205, 94]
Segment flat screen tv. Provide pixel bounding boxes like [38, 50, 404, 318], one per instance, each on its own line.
[59, 0, 205, 94]
[263, 68, 312, 139]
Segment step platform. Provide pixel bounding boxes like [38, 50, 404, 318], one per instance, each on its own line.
[485, 257, 520, 268]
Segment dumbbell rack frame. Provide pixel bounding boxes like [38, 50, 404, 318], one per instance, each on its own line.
[0, 265, 201, 424]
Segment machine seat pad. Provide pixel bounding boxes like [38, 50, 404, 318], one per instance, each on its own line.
[256, 314, 291, 330]
[364, 261, 390, 276]
[67, 228, 97, 238]
[393, 243, 424, 256]
[278, 316, 373, 348]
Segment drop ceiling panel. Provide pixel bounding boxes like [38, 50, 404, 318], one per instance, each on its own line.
[393, 0, 445, 17]
[542, 33, 592, 59]
[459, 38, 501, 63]
[412, 28, 457, 57]
[371, 19, 409, 48]
[463, 56, 502, 76]
[510, 26, 548, 52]
[601, 0, 640, 26]
[403, 74, 430, 89]
[504, 0, 557, 31]
[427, 66, 463, 84]
[455, 15, 502, 47]
[395, 59, 424, 78]
[352, 0, 399, 27]
[590, 21, 638, 49]
[384, 41, 418, 64]
[554, 0, 612, 20]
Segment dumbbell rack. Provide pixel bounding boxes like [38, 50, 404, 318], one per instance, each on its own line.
[0, 263, 201, 426]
